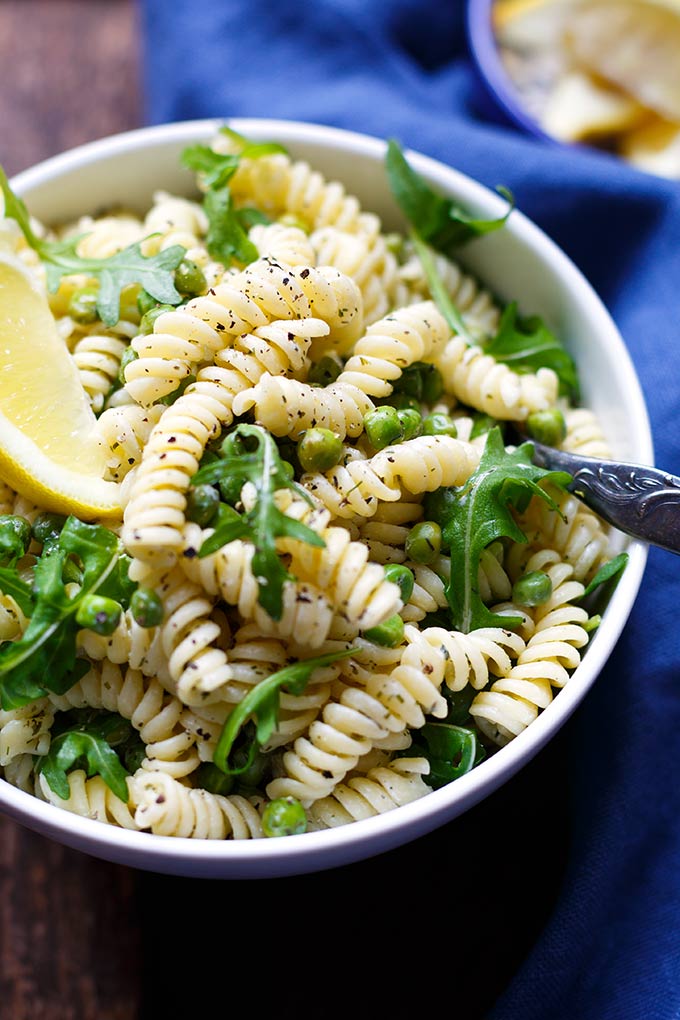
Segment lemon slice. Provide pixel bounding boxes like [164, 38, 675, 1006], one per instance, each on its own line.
[565, 0, 680, 123]
[0, 248, 122, 520]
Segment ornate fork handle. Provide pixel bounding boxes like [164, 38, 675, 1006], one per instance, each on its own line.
[529, 442, 680, 555]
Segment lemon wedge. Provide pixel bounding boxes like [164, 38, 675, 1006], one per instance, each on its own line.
[0, 247, 122, 520]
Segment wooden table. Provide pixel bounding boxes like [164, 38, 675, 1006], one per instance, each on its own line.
[0, 4, 570, 1016]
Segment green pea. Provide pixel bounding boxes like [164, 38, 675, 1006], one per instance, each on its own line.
[139, 303, 175, 335]
[363, 613, 405, 648]
[130, 587, 164, 628]
[75, 594, 122, 636]
[218, 473, 243, 506]
[396, 408, 422, 441]
[280, 460, 295, 482]
[395, 363, 423, 400]
[297, 428, 343, 473]
[0, 515, 32, 561]
[230, 744, 270, 790]
[526, 408, 567, 447]
[174, 259, 207, 297]
[136, 288, 157, 317]
[262, 796, 307, 837]
[363, 406, 403, 450]
[405, 521, 442, 564]
[67, 285, 99, 325]
[118, 345, 139, 385]
[423, 487, 457, 530]
[383, 563, 415, 603]
[195, 762, 235, 797]
[31, 512, 67, 547]
[308, 355, 342, 387]
[186, 484, 220, 527]
[512, 570, 553, 607]
[387, 392, 421, 413]
[395, 362, 443, 404]
[422, 412, 458, 438]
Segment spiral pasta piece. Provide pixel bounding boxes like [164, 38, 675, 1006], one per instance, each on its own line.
[0, 699, 55, 766]
[226, 148, 379, 235]
[233, 373, 374, 441]
[308, 757, 431, 829]
[265, 622, 455, 804]
[310, 225, 400, 327]
[36, 769, 139, 828]
[470, 551, 590, 744]
[282, 524, 403, 631]
[562, 407, 613, 459]
[129, 769, 263, 839]
[48, 660, 200, 778]
[180, 526, 337, 650]
[510, 484, 611, 583]
[301, 434, 481, 519]
[336, 301, 450, 398]
[94, 402, 165, 483]
[249, 222, 316, 268]
[122, 316, 326, 566]
[435, 335, 559, 419]
[71, 330, 129, 414]
[395, 246, 501, 339]
[356, 497, 424, 564]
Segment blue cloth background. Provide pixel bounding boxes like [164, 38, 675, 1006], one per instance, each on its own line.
[140, 3, 680, 1016]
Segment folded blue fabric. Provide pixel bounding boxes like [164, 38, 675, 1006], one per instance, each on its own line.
[141, 2, 680, 1015]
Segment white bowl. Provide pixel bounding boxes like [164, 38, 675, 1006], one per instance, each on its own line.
[3, 118, 651, 878]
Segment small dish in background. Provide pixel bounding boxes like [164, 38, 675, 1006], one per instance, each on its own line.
[467, 0, 680, 179]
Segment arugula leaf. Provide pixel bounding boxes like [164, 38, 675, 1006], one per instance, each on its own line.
[581, 552, 628, 598]
[0, 164, 185, 326]
[212, 648, 355, 775]
[408, 231, 475, 343]
[385, 139, 514, 255]
[441, 427, 572, 632]
[180, 128, 285, 268]
[407, 721, 485, 789]
[0, 568, 34, 617]
[483, 301, 580, 402]
[181, 130, 287, 190]
[36, 708, 138, 802]
[192, 425, 326, 620]
[203, 187, 260, 266]
[0, 518, 124, 709]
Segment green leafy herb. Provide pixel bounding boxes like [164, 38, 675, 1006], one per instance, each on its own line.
[0, 518, 124, 709]
[385, 139, 514, 254]
[181, 127, 285, 268]
[441, 427, 572, 632]
[0, 165, 186, 327]
[0, 569, 34, 617]
[181, 128, 287, 190]
[36, 708, 139, 802]
[581, 552, 628, 599]
[192, 424, 326, 620]
[384, 140, 513, 345]
[203, 187, 260, 266]
[213, 649, 355, 775]
[408, 722, 485, 789]
[483, 301, 580, 402]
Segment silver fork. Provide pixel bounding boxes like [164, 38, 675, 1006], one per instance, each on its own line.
[521, 436, 680, 555]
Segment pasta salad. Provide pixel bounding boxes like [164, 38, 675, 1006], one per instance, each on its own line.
[0, 128, 625, 840]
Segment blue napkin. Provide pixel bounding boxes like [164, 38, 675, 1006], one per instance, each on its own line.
[140, 2, 680, 1015]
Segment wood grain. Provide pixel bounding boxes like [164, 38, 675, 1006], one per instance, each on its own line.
[0, 4, 144, 1019]
[0, 0, 143, 177]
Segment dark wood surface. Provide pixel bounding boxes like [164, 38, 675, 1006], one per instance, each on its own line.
[0, 5, 569, 1017]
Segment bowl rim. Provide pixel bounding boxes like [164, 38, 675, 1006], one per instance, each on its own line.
[2, 116, 651, 877]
